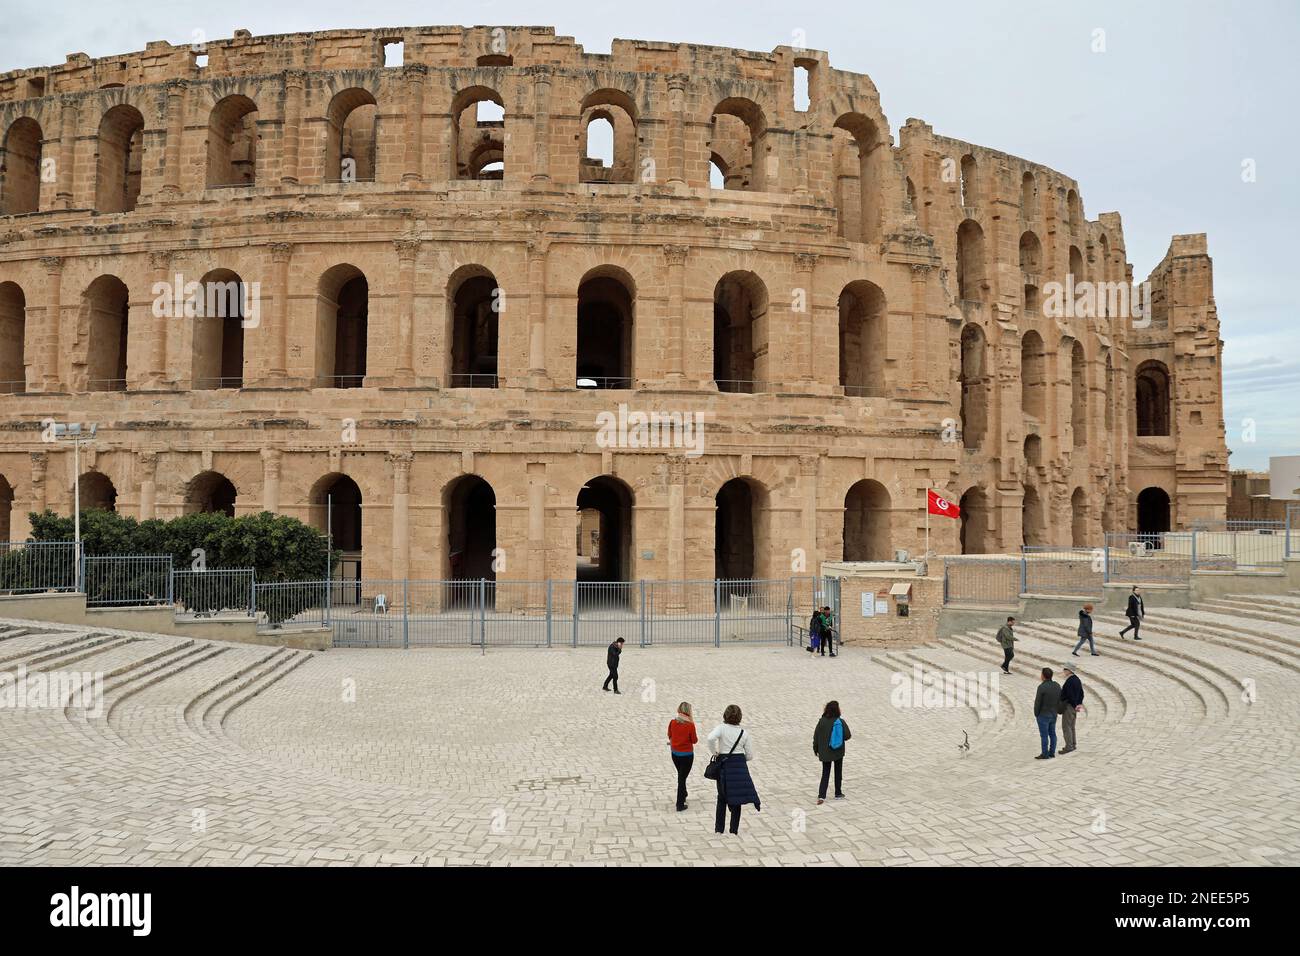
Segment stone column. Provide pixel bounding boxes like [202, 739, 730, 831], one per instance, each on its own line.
[910, 264, 932, 391]
[138, 451, 158, 520]
[667, 455, 687, 586]
[794, 253, 819, 385]
[663, 245, 689, 382]
[527, 460, 546, 582]
[667, 74, 688, 186]
[280, 71, 305, 185]
[269, 242, 293, 380]
[39, 257, 63, 390]
[261, 448, 281, 513]
[799, 454, 820, 574]
[148, 251, 171, 385]
[526, 237, 549, 383]
[389, 452, 413, 582]
[56, 97, 78, 209]
[393, 238, 420, 381]
[531, 67, 552, 182]
[402, 65, 427, 184]
[29, 452, 48, 514]
[162, 80, 186, 198]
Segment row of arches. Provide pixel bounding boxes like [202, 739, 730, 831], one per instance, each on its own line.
[959, 484, 1172, 553]
[961, 154, 1084, 236]
[957, 221, 1103, 304]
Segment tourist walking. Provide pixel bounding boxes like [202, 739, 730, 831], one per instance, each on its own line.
[667, 702, 698, 811]
[1059, 664, 1085, 754]
[1033, 667, 1062, 760]
[602, 637, 625, 693]
[706, 704, 760, 834]
[1072, 603, 1098, 657]
[806, 608, 822, 653]
[813, 700, 851, 803]
[1119, 586, 1145, 640]
[819, 606, 837, 657]
[996, 616, 1017, 674]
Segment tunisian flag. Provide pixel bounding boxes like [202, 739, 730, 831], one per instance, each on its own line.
[927, 489, 960, 519]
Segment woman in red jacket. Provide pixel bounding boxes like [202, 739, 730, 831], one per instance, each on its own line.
[667, 701, 698, 811]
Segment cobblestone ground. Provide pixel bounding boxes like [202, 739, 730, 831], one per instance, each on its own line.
[1, 600, 1298, 866]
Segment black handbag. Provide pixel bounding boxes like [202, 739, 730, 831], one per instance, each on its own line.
[704, 729, 744, 780]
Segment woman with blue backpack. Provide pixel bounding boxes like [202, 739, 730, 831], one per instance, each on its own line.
[813, 700, 851, 804]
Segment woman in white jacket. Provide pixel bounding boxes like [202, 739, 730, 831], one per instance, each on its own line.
[706, 704, 760, 834]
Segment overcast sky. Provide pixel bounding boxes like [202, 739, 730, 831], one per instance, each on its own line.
[5, 0, 1296, 470]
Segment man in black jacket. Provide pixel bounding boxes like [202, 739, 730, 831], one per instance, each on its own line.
[1119, 586, 1145, 641]
[1059, 663, 1085, 754]
[602, 637, 625, 694]
[1072, 603, 1098, 657]
[1033, 667, 1062, 760]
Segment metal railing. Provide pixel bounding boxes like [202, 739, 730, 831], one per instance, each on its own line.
[193, 376, 244, 390]
[714, 379, 767, 394]
[87, 378, 128, 392]
[447, 373, 500, 388]
[253, 580, 330, 631]
[0, 541, 80, 594]
[83, 554, 172, 606]
[1188, 520, 1286, 570]
[942, 557, 1022, 607]
[575, 376, 633, 390]
[842, 384, 887, 398]
[172, 568, 255, 618]
[0, 380, 28, 395]
[319, 374, 366, 389]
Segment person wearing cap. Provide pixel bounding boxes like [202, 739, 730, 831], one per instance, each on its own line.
[996, 616, 1017, 674]
[1058, 663, 1085, 754]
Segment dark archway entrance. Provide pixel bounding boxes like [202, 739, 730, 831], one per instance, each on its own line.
[576, 476, 633, 583]
[1137, 486, 1171, 538]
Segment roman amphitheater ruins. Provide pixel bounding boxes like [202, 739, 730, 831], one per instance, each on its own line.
[0, 25, 1228, 587]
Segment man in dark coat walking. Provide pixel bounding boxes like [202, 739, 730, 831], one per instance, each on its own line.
[1033, 667, 1062, 760]
[1059, 663, 1085, 754]
[602, 637, 625, 693]
[1119, 586, 1145, 640]
[1072, 603, 1098, 657]
[996, 616, 1017, 674]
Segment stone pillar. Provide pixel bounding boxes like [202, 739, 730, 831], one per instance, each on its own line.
[261, 448, 281, 513]
[29, 452, 48, 514]
[794, 253, 819, 385]
[526, 237, 549, 383]
[910, 264, 933, 391]
[148, 251, 171, 385]
[402, 65, 427, 184]
[393, 238, 420, 380]
[527, 460, 546, 582]
[39, 257, 63, 390]
[799, 454, 820, 574]
[56, 97, 78, 209]
[663, 245, 689, 382]
[269, 242, 293, 380]
[531, 67, 552, 182]
[162, 80, 186, 198]
[667, 74, 688, 186]
[280, 71, 305, 185]
[667, 455, 687, 585]
[138, 451, 158, 520]
[390, 452, 412, 582]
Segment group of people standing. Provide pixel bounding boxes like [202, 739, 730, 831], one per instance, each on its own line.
[664, 700, 851, 834]
[805, 606, 837, 656]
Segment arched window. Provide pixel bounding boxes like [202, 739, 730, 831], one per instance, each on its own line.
[957, 219, 985, 302]
[579, 89, 637, 184]
[1071, 487, 1088, 547]
[1, 117, 43, 215]
[1019, 230, 1042, 312]
[0, 281, 26, 392]
[838, 280, 886, 397]
[1020, 330, 1047, 421]
[843, 480, 892, 561]
[959, 486, 989, 554]
[316, 265, 367, 387]
[576, 267, 635, 389]
[1069, 245, 1085, 284]
[191, 269, 246, 389]
[833, 113, 883, 242]
[1135, 361, 1171, 436]
[715, 477, 770, 580]
[1071, 340, 1087, 447]
[1066, 189, 1082, 233]
[311, 472, 363, 555]
[1137, 486, 1171, 536]
[960, 154, 977, 207]
[206, 94, 259, 186]
[78, 471, 118, 512]
[82, 275, 129, 391]
[1024, 434, 1042, 468]
[959, 323, 987, 449]
[447, 267, 500, 388]
[1022, 484, 1046, 547]
[1097, 234, 1111, 284]
[1020, 170, 1037, 219]
[95, 104, 144, 212]
[710, 98, 767, 192]
[442, 474, 496, 586]
[452, 87, 505, 180]
[713, 271, 768, 393]
[325, 88, 377, 183]
[185, 471, 237, 517]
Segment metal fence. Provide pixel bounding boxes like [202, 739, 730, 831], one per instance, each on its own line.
[172, 569, 255, 619]
[253, 580, 330, 631]
[942, 557, 1022, 606]
[0, 541, 80, 594]
[83, 555, 173, 607]
[1189, 520, 1287, 570]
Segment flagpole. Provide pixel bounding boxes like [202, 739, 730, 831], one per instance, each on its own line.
[925, 487, 931, 559]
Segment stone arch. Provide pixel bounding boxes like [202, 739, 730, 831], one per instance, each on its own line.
[191, 268, 246, 389]
[442, 474, 496, 582]
[1071, 339, 1087, 447]
[206, 94, 259, 186]
[0, 281, 26, 392]
[713, 270, 769, 393]
[710, 98, 767, 192]
[1066, 189, 1082, 232]
[1020, 170, 1037, 218]
[1024, 434, 1042, 468]
[1022, 483, 1046, 547]
[957, 219, 985, 301]
[1137, 486, 1171, 537]
[1069, 245, 1085, 284]
[715, 476, 771, 580]
[576, 265, 636, 389]
[184, 470, 237, 517]
[833, 112, 884, 241]
[1019, 230, 1042, 311]
[1020, 329, 1047, 421]
[447, 265, 500, 387]
[576, 475, 634, 583]
[325, 87, 377, 183]
[452, 86, 505, 180]
[959, 323, 988, 449]
[838, 280, 886, 396]
[310, 471, 363, 557]
[78, 471, 118, 512]
[843, 479, 892, 561]
[1071, 486, 1088, 547]
[1, 116, 43, 215]
[959, 486, 990, 554]
[1135, 360, 1171, 436]
[960, 154, 978, 207]
[95, 104, 144, 212]
[316, 264, 367, 388]
[1097, 233, 1111, 283]
[579, 88, 637, 184]
[81, 275, 130, 391]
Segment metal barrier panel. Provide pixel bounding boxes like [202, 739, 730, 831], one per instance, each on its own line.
[644, 580, 717, 645]
[254, 581, 330, 632]
[405, 579, 483, 647]
[0, 541, 80, 594]
[1104, 533, 1194, 584]
[171, 569, 255, 619]
[84, 555, 172, 606]
[942, 558, 1021, 606]
[484, 580, 550, 647]
[328, 579, 404, 647]
[716, 578, 791, 643]
[1189, 521, 1286, 570]
[1023, 555, 1103, 596]
[574, 581, 639, 646]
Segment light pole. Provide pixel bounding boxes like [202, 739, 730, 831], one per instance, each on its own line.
[50, 422, 97, 588]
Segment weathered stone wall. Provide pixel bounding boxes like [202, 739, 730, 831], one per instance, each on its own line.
[0, 25, 1227, 581]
